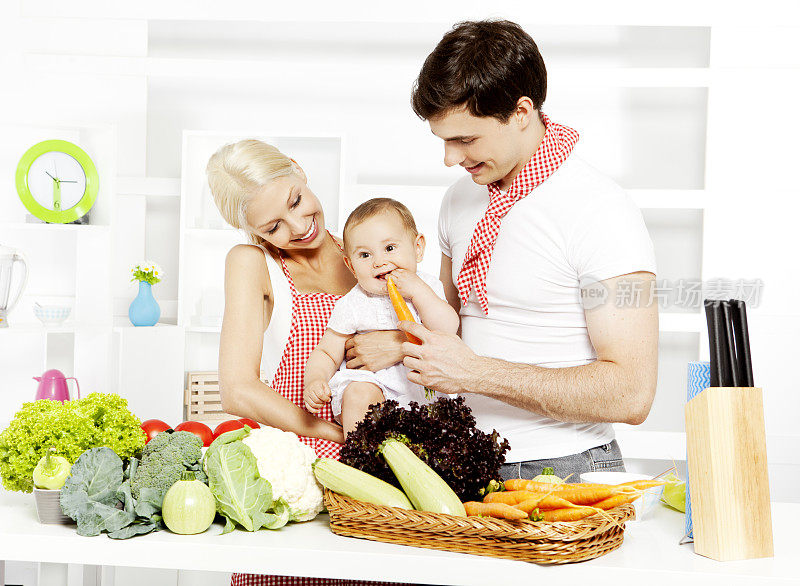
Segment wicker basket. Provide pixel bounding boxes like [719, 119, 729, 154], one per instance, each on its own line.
[324, 490, 635, 564]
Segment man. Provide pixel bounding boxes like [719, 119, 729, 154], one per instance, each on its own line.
[399, 19, 659, 480]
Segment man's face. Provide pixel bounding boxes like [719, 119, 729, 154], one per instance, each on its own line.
[428, 106, 526, 188]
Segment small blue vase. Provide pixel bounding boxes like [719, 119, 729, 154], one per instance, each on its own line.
[129, 281, 161, 327]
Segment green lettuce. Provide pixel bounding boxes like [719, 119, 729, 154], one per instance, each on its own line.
[0, 393, 146, 493]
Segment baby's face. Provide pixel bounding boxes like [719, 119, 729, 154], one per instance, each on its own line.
[345, 212, 425, 295]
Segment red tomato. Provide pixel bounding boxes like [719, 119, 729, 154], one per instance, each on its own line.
[174, 421, 214, 447]
[213, 419, 244, 439]
[237, 418, 260, 430]
[141, 419, 171, 443]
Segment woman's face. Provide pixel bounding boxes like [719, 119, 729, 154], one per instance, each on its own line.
[245, 172, 327, 251]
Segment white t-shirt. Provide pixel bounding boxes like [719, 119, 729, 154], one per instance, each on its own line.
[439, 155, 657, 462]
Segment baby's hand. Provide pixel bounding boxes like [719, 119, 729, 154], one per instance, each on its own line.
[388, 268, 427, 300]
[304, 379, 332, 414]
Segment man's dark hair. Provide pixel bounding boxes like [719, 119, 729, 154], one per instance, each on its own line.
[411, 19, 547, 122]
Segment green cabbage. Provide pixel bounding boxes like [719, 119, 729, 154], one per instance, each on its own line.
[203, 427, 289, 533]
[59, 447, 160, 538]
[0, 393, 146, 493]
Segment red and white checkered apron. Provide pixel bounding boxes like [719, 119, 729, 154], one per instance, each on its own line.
[456, 114, 579, 315]
[233, 577, 411, 586]
[232, 235, 409, 586]
[269, 238, 343, 460]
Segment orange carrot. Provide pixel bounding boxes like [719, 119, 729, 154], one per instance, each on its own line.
[504, 479, 566, 492]
[485, 490, 570, 509]
[617, 479, 666, 491]
[483, 491, 525, 505]
[592, 493, 641, 510]
[387, 277, 422, 344]
[515, 495, 577, 513]
[551, 486, 620, 506]
[463, 501, 528, 520]
[540, 507, 599, 522]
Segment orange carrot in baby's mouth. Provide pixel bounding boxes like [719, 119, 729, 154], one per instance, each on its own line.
[387, 276, 422, 344]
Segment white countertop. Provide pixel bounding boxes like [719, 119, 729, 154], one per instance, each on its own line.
[1, 489, 799, 586]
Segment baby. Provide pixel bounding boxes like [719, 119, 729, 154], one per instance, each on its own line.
[303, 198, 460, 436]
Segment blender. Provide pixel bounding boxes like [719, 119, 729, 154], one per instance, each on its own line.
[0, 244, 28, 327]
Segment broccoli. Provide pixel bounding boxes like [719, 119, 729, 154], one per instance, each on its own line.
[130, 430, 207, 501]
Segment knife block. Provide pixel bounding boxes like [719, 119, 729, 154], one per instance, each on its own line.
[685, 386, 773, 561]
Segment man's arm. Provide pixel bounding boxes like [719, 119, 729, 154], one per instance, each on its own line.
[400, 271, 659, 425]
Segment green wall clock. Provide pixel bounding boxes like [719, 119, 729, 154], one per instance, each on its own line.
[15, 139, 99, 224]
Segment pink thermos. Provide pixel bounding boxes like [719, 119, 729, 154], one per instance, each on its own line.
[34, 369, 80, 402]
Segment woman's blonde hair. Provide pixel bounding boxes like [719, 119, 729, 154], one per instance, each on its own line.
[206, 139, 296, 247]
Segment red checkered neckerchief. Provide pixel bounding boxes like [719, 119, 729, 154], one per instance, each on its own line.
[456, 114, 579, 314]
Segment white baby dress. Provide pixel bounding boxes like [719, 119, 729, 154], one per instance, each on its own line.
[326, 271, 450, 420]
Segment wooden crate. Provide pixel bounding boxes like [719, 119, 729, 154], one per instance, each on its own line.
[184, 371, 266, 424]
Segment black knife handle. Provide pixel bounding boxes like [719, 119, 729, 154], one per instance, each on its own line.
[704, 299, 721, 387]
[721, 300, 741, 386]
[715, 301, 733, 387]
[732, 299, 755, 386]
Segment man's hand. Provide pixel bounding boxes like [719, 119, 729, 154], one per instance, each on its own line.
[344, 330, 406, 371]
[398, 321, 481, 395]
[304, 379, 332, 414]
[387, 268, 427, 300]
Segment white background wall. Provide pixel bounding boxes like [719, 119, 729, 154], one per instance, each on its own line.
[1, 2, 799, 583]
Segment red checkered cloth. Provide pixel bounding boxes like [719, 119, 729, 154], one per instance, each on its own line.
[271, 234, 343, 460]
[456, 114, 579, 314]
[232, 576, 412, 586]
[232, 235, 407, 586]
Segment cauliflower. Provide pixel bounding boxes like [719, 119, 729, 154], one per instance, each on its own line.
[241, 426, 324, 521]
[131, 430, 206, 501]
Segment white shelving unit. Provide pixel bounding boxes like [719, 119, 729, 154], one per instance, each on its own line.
[0, 124, 185, 429]
[4, 5, 800, 585]
[1, 6, 797, 512]
[117, 176, 181, 198]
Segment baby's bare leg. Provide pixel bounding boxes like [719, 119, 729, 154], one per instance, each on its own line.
[341, 382, 384, 437]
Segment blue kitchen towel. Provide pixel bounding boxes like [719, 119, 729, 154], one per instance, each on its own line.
[685, 361, 711, 542]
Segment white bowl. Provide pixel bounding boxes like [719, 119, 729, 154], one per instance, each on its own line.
[33, 488, 74, 525]
[579, 471, 664, 522]
[33, 305, 71, 326]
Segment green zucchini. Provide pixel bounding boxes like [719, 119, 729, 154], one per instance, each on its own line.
[313, 458, 413, 509]
[378, 438, 466, 517]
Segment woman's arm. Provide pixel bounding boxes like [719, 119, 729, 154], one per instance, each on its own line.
[218, 244, 344, 444]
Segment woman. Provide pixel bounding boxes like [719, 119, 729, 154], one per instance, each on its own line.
[207, 139, 408, 586]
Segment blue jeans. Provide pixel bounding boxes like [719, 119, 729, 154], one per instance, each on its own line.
[500, 440, 625, 483]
